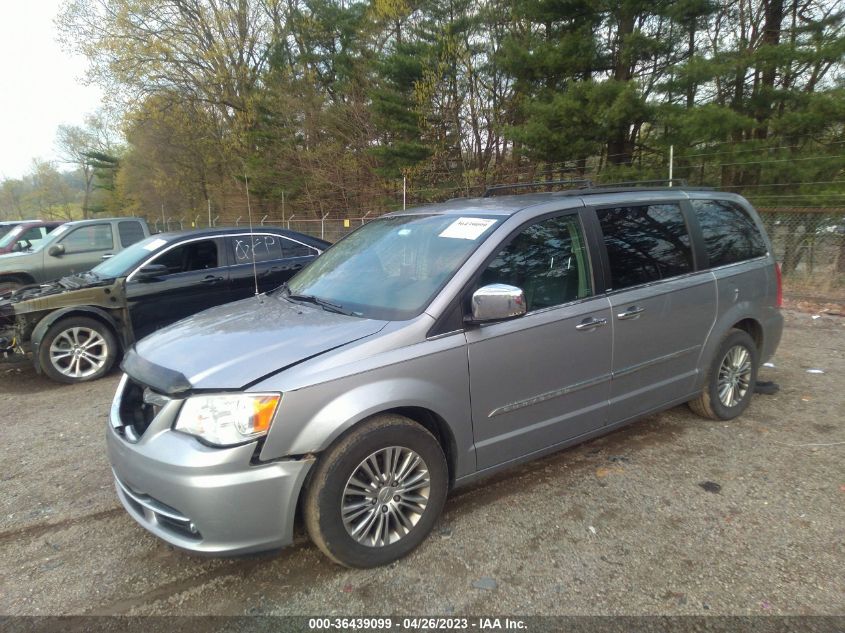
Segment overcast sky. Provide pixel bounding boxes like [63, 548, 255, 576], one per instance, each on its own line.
[0, 0, 103, 180]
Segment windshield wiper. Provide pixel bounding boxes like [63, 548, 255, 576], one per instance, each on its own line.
[286, 291, 353, 316]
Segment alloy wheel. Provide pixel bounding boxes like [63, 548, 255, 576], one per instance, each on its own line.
[49, 326, 109, 379]
[717, 344, 753, 408]
[341, 446, 431, 547]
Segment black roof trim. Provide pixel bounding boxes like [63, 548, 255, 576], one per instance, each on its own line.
[483, 179, 594, 197]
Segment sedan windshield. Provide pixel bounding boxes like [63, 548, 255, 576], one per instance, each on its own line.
[91, 236, 170, 278]
[286, 214, 500, 320]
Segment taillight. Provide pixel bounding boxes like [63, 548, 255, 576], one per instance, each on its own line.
[774, 262, 783, 308]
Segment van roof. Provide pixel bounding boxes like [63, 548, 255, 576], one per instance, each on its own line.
[391, 186, 743, 218]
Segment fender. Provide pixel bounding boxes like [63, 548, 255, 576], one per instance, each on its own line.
[258, 341, 476, 479]
[31, 306, 124, 374]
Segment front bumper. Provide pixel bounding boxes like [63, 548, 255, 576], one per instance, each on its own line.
[106, 377, 314, 555]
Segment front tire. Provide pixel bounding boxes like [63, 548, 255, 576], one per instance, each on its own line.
[304, 415, 448, 568]
[689, 328, 759, 420]
[38, 316, 119, 384]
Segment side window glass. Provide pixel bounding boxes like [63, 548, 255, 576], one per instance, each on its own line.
[597, 204, 692, 290]
[691, 199, 767, 267]
[231, 235, 284, 264]
[118, 221, 146, 247]
[280, 238, 317, 258]
[60, 224, 114, 254]
[16, 227, 44, 249]
[479, 214, 592, 312]
[153, 240, 220, 274]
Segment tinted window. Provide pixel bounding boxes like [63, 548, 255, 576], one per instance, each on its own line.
[280, 238, 317, 258]
[153, 240, 219, 274]
[597, 204, 692, 290]
[118, 221, 146, 247]
[692, 199, 767, 267]
[231, 234, 284, 264]
[480, 215, 592, 312]
[61, 224, 114, 254]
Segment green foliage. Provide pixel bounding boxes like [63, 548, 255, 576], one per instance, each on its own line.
[9, 0, 833, 221]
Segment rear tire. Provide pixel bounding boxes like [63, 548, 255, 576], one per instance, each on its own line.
[38, 316, 119, 384]
[304, 414, 448, 568]
[689, 328, 759, 421]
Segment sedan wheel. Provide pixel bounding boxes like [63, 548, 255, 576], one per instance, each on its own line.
[38, 316, 119, 384]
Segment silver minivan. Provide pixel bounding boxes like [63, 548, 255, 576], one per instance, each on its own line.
[107, 186, 783, 568]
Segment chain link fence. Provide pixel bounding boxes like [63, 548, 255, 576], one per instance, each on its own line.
[758, 208, 845, 303]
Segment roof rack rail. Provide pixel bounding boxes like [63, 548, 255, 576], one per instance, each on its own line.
[483, 179, 593, 198]
[593, 178, 689, 188]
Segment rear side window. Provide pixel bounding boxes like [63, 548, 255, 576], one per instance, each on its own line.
[118, 221, 146, 247]
[597, 204, 693, 290]
[691, 199, 767, 267]
[231, 235, 284, 264]
[61, 224, 114, 254]
[280, 238, 318, 258]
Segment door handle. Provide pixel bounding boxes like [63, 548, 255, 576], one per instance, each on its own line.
[291, 263, 304, 270]
[617, 306, 645, 320]
[575, 317, 608, 331]
[202, 275, 224, 284]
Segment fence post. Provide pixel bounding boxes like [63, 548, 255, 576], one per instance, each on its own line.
[287, 214, 295, 230]
[235, 216, 241, 227]
[212, 215, 219, 227]
[260, 214, 268, 226]
[361, 210, 371, 225]
[321, 213, 330, 240]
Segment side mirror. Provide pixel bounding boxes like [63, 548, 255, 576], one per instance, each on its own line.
[134, 264, 169, 281]
[48, 244, 65, 257]
[468, 284, 527, 323]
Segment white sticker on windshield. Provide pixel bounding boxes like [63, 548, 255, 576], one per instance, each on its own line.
[143, 238, 168, 251]
[439, 217, 497, 240]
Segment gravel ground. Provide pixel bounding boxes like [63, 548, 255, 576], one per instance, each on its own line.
[0, 310, 843, 617]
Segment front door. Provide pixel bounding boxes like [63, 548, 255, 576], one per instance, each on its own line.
[41, 223, 116, 281]
[465, 212, 612, 470]
[126, 237, 230, 341]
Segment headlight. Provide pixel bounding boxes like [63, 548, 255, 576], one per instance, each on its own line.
[174, 393, 281, 447]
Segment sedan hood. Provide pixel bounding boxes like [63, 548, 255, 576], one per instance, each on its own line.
[125, 294, 389, 393]
[1, 275, 118, 312]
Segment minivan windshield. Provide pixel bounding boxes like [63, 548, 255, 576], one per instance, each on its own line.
[91, 236, 170, 278]
[286, 214, 500, 320]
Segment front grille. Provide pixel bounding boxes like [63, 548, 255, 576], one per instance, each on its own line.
[118, 378, 168, 438]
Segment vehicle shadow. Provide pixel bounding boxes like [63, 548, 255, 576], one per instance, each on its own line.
[0, 360, 120, 395]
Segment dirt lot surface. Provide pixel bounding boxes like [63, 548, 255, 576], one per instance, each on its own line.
[0, 310, 843, 617]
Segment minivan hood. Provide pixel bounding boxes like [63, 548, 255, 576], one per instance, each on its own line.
[127, 294, 389, 393]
